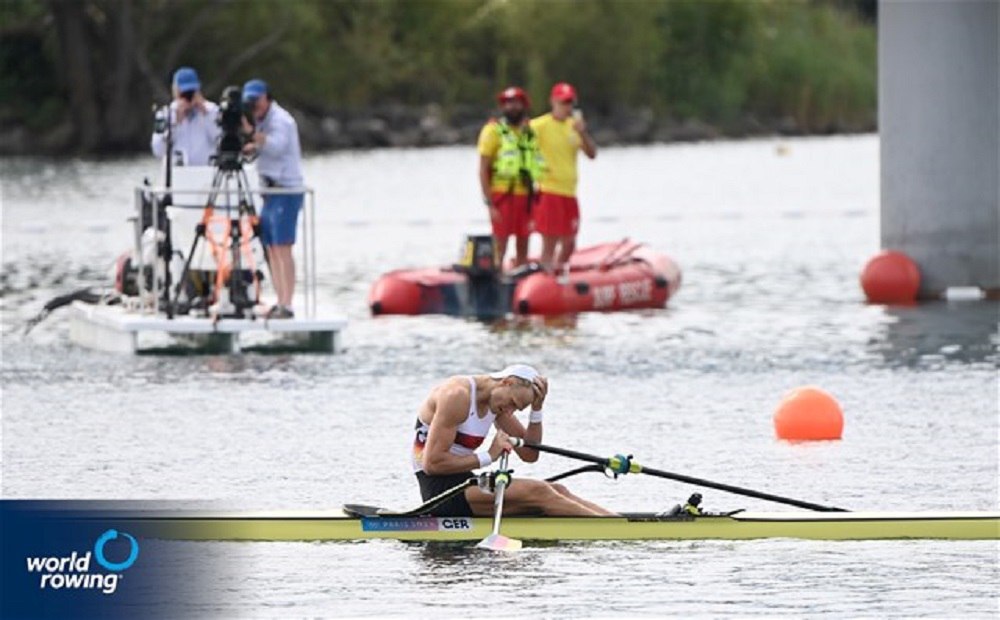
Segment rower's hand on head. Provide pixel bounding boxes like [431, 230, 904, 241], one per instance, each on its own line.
[531, 376, 548, 411]
[489, 429, 513, 460]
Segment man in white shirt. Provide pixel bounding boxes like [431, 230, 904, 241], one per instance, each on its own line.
[241, 79, 304, 319]
[150, 67, 220, 166]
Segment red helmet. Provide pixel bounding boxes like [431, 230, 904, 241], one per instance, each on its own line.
[497, 86, 530, 108]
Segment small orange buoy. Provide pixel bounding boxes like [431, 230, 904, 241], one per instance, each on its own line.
[774, 386, 844, 441]
[860, 250, 920, 304]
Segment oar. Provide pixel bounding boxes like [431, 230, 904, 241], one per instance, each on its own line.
[344, 476, 478, 519]
[347, 465, 602, 519]
[510, 438, 847, 512]
[476, 451, 522, 551]
[377, 478, 477, 517]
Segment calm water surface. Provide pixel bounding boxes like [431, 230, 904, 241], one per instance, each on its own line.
[2, 135, 997, 617]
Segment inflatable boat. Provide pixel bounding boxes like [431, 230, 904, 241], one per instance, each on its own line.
[369, 237, 681, 318]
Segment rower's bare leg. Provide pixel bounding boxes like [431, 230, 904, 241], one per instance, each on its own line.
[550, 482, 616, 516]
[465, 479, 608, 517]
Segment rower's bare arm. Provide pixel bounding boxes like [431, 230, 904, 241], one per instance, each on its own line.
[495, 413, 539, 462]
[422, 387, 486, 475]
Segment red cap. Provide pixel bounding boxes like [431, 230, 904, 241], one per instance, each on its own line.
[497, 86, 530, 108]
[550, 82, 577, 102]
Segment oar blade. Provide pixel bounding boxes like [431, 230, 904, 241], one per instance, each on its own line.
[476, 533, 522, 552]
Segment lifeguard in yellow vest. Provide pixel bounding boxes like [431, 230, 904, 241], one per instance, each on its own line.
[477, 87, 544, 268]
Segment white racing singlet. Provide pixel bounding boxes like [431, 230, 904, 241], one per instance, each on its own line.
[412, 377, 495, 473]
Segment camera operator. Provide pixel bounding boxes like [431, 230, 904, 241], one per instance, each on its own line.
[240, 79, 304, 319]
[151, 67, 220, 166]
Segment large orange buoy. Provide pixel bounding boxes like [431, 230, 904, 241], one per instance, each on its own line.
[860, 250, 920, 304]
[773, 386, 844, 441]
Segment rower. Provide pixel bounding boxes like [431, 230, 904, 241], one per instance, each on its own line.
[412, 364, 616, 517]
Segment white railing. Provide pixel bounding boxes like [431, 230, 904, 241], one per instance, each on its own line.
[133, 175, 318, 320]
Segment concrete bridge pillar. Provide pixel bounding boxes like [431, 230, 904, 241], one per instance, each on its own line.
[879, 0, 999, 298]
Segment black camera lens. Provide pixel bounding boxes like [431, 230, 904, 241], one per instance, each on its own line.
[214, 85, 251, 170]
[180, 90, 195, 101]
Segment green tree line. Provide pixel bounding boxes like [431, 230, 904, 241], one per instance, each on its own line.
[0, 0, 876, 154]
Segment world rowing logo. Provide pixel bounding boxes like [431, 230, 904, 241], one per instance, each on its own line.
[94, 529, 139, 571]
[25, 528, 140, 595]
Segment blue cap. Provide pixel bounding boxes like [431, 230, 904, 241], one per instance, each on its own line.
[173, 67, 200, 92]
[242, 79, 268, 103]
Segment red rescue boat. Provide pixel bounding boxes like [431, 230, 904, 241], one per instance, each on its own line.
[369, 237, 681, 318]
[512, 239, 681, 315]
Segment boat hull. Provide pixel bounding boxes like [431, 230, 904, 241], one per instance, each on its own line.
[69, 302, 346, 354]
[513, 244, 681, 315]
[121, 510, 1000, 542]
[368, 268, 495, 316]
[368, 240, 682, 317]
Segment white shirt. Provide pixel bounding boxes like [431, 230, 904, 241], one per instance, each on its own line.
[255, 100, 303, 187]
[150, 100, 221, 166]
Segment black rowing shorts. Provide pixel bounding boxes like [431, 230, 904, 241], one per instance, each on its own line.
[415, 471, 474, 517]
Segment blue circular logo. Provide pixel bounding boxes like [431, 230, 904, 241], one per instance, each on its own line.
[94, 529, 139, 571]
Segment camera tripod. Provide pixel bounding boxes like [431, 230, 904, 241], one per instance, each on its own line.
[171, 161, 267, 318]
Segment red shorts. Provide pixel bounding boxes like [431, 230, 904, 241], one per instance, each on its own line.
[490, 192, 533, 239]
[534, 192, 580, 237]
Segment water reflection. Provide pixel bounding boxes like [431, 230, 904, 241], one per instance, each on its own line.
[867, 301, 999, 367]
[490, 314, 580, 331]
[410, 540, 547, 585]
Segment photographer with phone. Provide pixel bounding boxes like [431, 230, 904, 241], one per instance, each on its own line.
[530, 82, 597, 277]
[150, 67, 220, 166]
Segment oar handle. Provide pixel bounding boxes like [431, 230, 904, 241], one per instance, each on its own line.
[510, 438, 619, 469]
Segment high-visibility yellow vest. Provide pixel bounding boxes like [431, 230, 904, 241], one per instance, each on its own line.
[492, 120, 544, 192]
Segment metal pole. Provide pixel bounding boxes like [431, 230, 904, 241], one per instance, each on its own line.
[133, 187, 146, 312]
[309, 188, 317, 318]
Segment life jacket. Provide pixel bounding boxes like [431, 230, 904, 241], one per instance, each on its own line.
[492, 119, 544, 192]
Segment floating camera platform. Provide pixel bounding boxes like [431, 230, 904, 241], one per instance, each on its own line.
[69, 301, 347, 354]
[57, 165, 349, 355]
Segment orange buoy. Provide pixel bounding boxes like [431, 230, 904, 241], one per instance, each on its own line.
[773, 386, 844, 441]
[860, 250, 920, 304]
